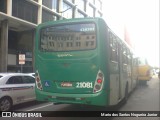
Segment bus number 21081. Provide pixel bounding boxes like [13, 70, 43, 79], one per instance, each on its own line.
[76, 82, 93, 88]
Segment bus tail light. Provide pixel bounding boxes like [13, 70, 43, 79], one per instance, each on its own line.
[93, 70, 104, 93]
[97, 79, 102, 83]
[35, 70, 43, 90]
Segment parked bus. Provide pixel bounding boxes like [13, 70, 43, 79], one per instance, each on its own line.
[137, 57, 153, 84]
[34, 18, 138, 107]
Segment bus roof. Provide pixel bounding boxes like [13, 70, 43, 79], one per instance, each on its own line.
[37, 17, 104, 27]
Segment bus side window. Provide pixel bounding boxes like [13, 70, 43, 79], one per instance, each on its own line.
[127, 50, 131, 65]
[124, 47, 128, 64]
[122, 45, 125, 63]
[110, 35, 118, 62]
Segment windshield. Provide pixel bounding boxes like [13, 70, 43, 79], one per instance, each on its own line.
[138, 58, 148, 66]
[40, 23, 96, 52]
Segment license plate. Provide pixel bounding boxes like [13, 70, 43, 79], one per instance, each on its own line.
[61, 82, 72, 87]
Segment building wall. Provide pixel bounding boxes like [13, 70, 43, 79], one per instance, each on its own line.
[0, 0, 103, 72]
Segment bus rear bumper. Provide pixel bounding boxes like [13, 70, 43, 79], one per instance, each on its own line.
[35, 89, 108, 106]
[138, 76, 152, 81]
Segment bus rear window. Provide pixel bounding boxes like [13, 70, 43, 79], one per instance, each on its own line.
[40, 23, 96, 51]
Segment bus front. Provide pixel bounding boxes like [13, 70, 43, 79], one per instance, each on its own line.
[35, 19, 108, 106]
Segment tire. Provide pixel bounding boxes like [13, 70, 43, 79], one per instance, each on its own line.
[136, 79, 139, 87]
[124, 84, 128, 103]
[142, 81, 147, 85]
[0, 97, 12, 111]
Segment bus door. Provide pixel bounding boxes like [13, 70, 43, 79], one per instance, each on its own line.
[109, 34, 122, 105]
[117, 42, 122, 100]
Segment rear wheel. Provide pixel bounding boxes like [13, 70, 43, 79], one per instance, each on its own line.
[0, 97, 12, 111]
[142, 81, 147, 85]
[124, 84, 128, 103]
[136, 78, 139, 87]
[139, 80, 147, 85]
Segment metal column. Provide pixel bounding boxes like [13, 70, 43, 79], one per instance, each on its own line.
[0, 19, 8, 72]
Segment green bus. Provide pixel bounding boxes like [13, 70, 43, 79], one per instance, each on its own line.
[34, 17, 138, 107]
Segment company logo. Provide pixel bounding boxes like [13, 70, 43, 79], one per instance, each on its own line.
[2, 112, 42, 117]
[57, 53, 73, 57]
[2, 112, 11, 117]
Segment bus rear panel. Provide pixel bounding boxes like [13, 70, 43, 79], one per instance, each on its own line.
[137, 58, 152, 82]
[35, 18, 109, 106]
[35, 18, 137, 107]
